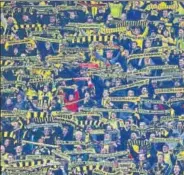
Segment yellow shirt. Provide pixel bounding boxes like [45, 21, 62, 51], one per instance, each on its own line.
[177, 3, 184, 15]
[126, 27, 149, 48]
[26, 88, 38, 100]
[161, 36, 175, 47]
[109, 3, 123, 19]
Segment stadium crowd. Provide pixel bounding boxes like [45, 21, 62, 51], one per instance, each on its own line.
[0, 1, 184, 175]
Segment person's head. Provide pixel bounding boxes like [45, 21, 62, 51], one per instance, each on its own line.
[140, 122, 146, 129]
[163, 29, 169, 37]
[13, 47, 19, 55]
[15, 145, 23, 154]
[26, 43, 33, 51]
[132, 41, 137, 49]
[85, 91, 90, 98]
[134, 1, 140, 7]
[69, 94, 74, 101]
[0, 145, 5, 154]
[174, 164, 181, 173]
[167, 122, 173, 129]
[121, 13, 127, 21]
[105, 80, 111, 87]
[17, 94, 23, 102]
[4, 139, 10, 147]
[87, 16, 93, 23]
[86, 126, 92, 133]
[153, 104, 158, 110]
[179, 59, 184, 68]
[141, 87, 148, 95]
[163, 10, 168, 18]
[106, 50, 113, 59]
[63, 126, 69, 135]
[134, 27, 141, 35]
[86, 115, 92, 120]
[75, 131, 83, 141]
[178, 28, 184, 37]
[47, 170, 54, 175]
[106, 125, 112, 131]
[98, 7, 105, 13]
[103, 89, 109, 98]
[125, 121, 130, 128]
[49, 16, 56, 23]
[7, 154, 14, 163]
[44, 127, 51, 136]
[176, 92, 183, 98]
[123, 103, 129, 110]
[32, 98, 38, 106]
[144, 57, 151, 66]
[115, 78, 121, 87]
[104, 133, 111, 140]
[111, 113, 116, 119]
[150, 31, 156, 37]
[43, 85, 49, 93]
[131, 132, 137, 140]
[38, 138, 44, 143]
[51, 99, 57, 106]
[124, 49, 129, 57]
[177, 122, 183, 128]
[22, 14, 29, 22]
[145, 39, 151, 48]
[45, 42, 51, 50]
[69, 12, 76, 19]
[6, 98, 13, 105]
[132, 42, 137, 49]
[157, 153, 164, 163]
[150, 133, 155, 139]
[128, 90, 135, 97]
[153, 115, 158, 122]
[162, 144, 169, 153]
[11, 121, 19, 130]
[101, 147, 108, 154]
[139, 153, 145, 161]
[107, 15, 113, 21]
[7, 17, 14, 25]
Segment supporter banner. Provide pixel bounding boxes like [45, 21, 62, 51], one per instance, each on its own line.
[109, 97, 140, 102]
[169, 97, 184, 103]
[64, 148, 96, 155]
[140, 99, 164, 105]
[5, 38, 34, 49]
[69, 161, 116, 169]
[100, 21, 147, 34]
[22, 140, 59, 148]
[56, 140, 89, 145]
[66, 23, 104, 28]
[145, 65, 179, 70]
[146, 3, 178, 10]
[128, 52, 164, 62]
[155, 88, 184, 94]
[26, 155, 55, 161]
[82, 107, 135, 113]
[89, 151, 128, 159]
[33, 36, 63, 43]
[52, 149, 71, 162]
[138, 109, 171, 115]
[109, 79, 149, 93]
[160, 116, 178, 123]
[150, 138, 182, 143]
[57, 5, 83, 11]
[26, 123, 63, 129]
[66, 35, 114, 43]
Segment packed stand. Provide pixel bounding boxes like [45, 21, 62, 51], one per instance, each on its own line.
[0, 1, 184, 175]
